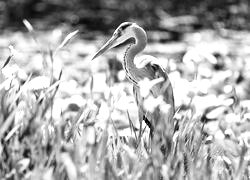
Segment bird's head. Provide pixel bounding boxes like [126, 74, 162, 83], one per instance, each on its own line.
[92, 22, 138, 60]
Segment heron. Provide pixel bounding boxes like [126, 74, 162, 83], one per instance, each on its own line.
[92, 22, 175, 145]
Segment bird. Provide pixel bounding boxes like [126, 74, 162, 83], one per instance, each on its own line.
[92, 22, 175, 145]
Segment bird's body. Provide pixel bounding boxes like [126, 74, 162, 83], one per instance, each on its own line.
[92, 22, 175, 141]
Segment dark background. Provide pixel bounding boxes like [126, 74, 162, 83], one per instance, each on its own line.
[1, 0, 250, 33]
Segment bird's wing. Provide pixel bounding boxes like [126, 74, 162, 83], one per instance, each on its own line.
[133, 55, 175, 126]
[148, 61, 174, 107]
[135, 55, 171, 93]
[135, 55, 164, 70]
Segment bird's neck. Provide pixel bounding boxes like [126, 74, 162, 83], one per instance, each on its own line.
[123, 26, 147, 83]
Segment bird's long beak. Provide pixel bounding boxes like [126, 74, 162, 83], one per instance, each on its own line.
[92, 34, 119, 60]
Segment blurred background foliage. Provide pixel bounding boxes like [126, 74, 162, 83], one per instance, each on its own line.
[1, 0, 250, 33]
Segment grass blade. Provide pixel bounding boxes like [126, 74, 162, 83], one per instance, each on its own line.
[23, 19, 34, 32]
[55, 30, 78, 54]
[1, 55, 13, 69]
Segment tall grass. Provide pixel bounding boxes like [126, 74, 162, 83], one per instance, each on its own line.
[0, 21, 249, 180]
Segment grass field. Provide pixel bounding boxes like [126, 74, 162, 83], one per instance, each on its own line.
[0, 21, 250, 180]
